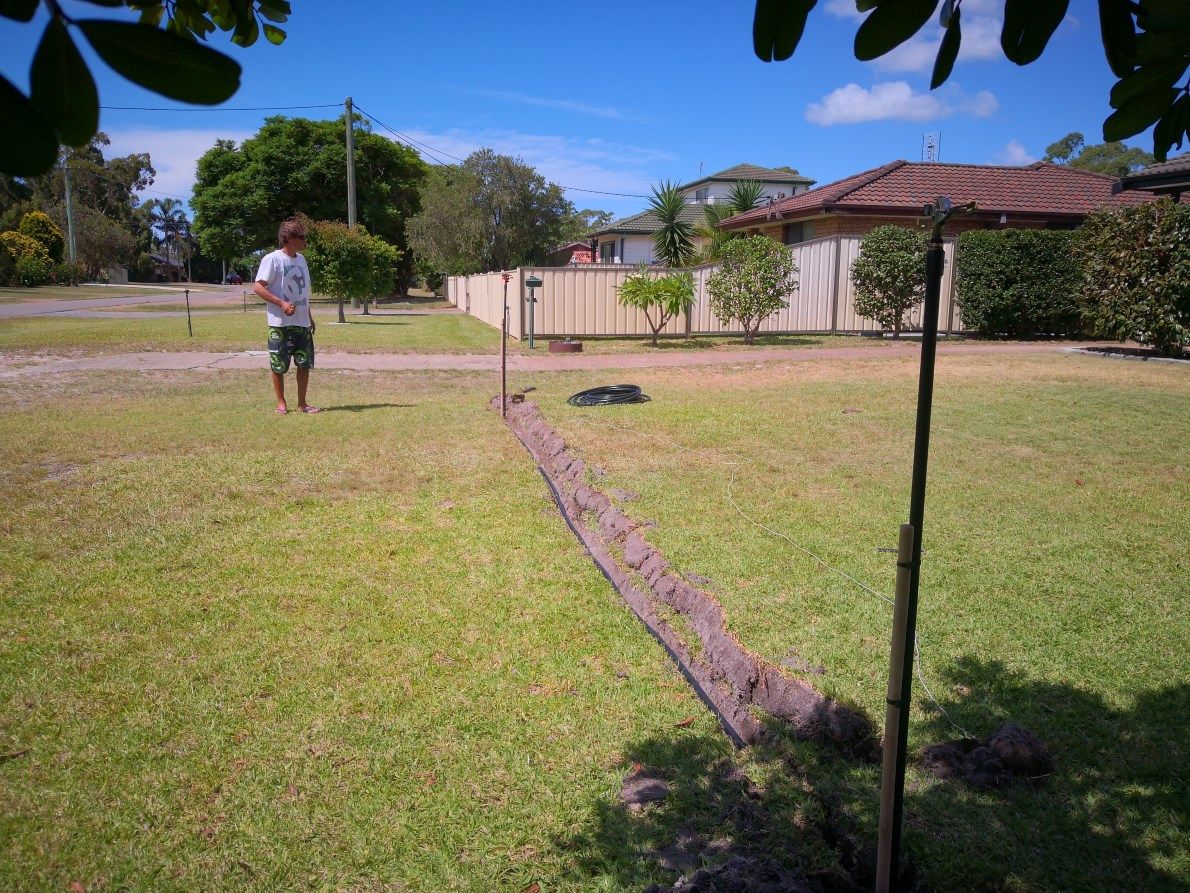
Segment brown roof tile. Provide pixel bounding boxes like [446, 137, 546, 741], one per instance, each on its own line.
[722, 160, 1154, 228]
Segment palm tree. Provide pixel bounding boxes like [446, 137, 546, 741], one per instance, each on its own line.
[695, 180, 767, 263]
[647, 180, 695, 268]
[147, 198, 188, 279]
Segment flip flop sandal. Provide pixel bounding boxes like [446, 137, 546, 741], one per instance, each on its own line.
[275, 407, 288, 414]
[300, 405, 321, 414]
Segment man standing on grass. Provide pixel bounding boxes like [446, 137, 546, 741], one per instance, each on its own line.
[254, 218, 320, 414]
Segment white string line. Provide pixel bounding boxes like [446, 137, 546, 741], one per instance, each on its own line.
[571, 414, 971, 737]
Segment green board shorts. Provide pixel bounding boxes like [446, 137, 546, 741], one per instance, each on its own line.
[268, 325, 315, 374]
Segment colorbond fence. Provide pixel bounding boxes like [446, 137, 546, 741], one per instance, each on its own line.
[445, 236, 965, 340]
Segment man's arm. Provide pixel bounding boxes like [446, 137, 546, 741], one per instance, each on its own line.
[254, 280, 295, 316]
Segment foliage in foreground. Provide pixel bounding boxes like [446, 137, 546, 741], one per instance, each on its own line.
[617, 266, 696, 345]
[850, 225, 928, 336]
[707, 236, 797, 344]
[955, 229, 1082, 336]
[1076, 198, 1190, 356]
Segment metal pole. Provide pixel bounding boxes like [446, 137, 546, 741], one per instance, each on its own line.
[63, 161, 77, 263]
[345, 97, 358, 229]
[185, 288, 193, 337]
[884, 201, 955, 889]
[500, 273, 510, 417]
[527, 286, 536, 349]
[243, 289, 247, 313]
[876, 523, 916, 892]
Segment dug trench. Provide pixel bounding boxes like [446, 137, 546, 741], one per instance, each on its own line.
[495, 395, 1055, 891]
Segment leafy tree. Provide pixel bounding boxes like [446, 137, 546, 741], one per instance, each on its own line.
[751, 1, 1188, 161]
[191, 116, 426, 290]
[616, 267, 696, 346]
[647, 180, 695, 268]
[0, 231, 50, 286]
[145, 198, 189, 273]
[1075, 198, 1189, 356]
[407, 150, 575, 274]
[1043, 132, 1155, 177]
[560, 208, 614, 241]
[707, 236, 798, 344]
[850, 225, 928, 336]
[18, 210, 64, 263]
[304, 219, 401, 323]
[1, 0, 290, 177]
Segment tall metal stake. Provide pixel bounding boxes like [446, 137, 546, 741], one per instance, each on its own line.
[184, 288, 193, 337]
[500, 273, 511, 417]
[876, 197, 972, 892]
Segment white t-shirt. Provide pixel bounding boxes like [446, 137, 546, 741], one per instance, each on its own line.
[256, 249, 312, 328]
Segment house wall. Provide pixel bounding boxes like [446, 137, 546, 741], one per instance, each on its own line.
[683, 180, 808, 205]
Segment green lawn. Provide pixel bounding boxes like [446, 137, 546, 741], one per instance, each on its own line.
[525, 353, 1189, 891]
[1, 369, 811, 891]
[0, 308, 500, 354]
[0, 285, 190, 303]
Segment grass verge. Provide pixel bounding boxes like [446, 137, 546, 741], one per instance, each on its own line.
[524, 352, 1189, 891]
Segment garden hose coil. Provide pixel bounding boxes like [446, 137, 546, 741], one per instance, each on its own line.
[567, 384, 651, 407]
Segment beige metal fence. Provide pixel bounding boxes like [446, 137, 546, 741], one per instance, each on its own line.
[446, 236, 965, 340]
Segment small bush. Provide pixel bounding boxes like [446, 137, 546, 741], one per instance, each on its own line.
[18, 210, 64, 263]
[1075, 199, 1189, 356]
[955, 229, 1082, 336]
[16, 253, 52, 287]
[0, 231, 51, 286]
[850, 225, 927, 335]
[707, 236, 797, 344]
[53, 260, 87, 286]
[617, 266, 695, 345]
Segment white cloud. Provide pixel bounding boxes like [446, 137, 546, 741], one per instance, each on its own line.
[872, 14, 1004, 73]
[104, 127, 253, 206]
[993, 139, 1036, 165]
[824, 0, 865, 21]
[460, 88, 626, 120]
[805, 81, 998, 125]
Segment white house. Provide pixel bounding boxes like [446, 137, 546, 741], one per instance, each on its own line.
[590, 163, 815, 265]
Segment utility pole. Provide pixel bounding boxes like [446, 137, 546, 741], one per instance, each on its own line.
[63, 159, 77, 263]
[345, 97, 357, 229]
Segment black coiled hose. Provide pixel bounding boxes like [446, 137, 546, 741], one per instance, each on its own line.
[567, 384, 651, 407]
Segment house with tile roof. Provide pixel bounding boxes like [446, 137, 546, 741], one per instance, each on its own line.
[1116, 153, 1190, 201]
[590, 163, 814, 265]
[718, 160, 1157, 244]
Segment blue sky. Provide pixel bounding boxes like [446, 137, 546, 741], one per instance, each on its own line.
[0, 0, 1149, 220]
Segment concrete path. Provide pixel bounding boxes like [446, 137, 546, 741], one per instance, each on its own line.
[0, 341, 1117, 379]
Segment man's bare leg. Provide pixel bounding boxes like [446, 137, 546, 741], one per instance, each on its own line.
[271, 371, 287, 413]
[296, 367, 318, 412]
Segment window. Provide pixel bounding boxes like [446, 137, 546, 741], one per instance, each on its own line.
[782, 222, 815, 244]
[695, 187, 709, 203]
[599, 241, 616, 263]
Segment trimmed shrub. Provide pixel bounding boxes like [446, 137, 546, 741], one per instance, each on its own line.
[617, 266, 695, 346]
[1075, 199, 1189, 356]
[53, 260, 87, 286]
[0, 231, 51, 286]
[305, 219, 403, 320]
[955, 229, 1082, 336]
[850, 225, 928, 335]
[18, 210, 65, 263]
[16, 253, 52, 287]
[707, 236, 797, 344]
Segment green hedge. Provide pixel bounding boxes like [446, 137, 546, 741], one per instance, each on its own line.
[955, 229, 1082, 336]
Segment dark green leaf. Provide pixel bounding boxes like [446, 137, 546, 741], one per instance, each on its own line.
[856, 0, 878, 11]
[753, 0, 817, 62]
[855, 0, 937, 61]
[31, 17, 98, 146]
[232, 13, 259, 47]
[931, 7, 961, 89]
[1098, 0, 1137, 77]
[1001, 0, 1068, 65]
[1103, 86, 1177, 141]
[1135, 24, 1190, 65]
[1150, 95, 1187, 161]
[1136, 0, 1190, 34]
[262, 23, 285, 45]
[138, 5, 164, 26]
[0, 0, 37, 23]
[75, 0, 127, 6]
[78, 19, 241, 104]
[0, 74, 59, 176]
[258, 1, 289, 24]
[1110, 60, 1184, 108]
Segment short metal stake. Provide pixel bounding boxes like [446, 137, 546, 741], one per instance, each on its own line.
[185, 288, 193, 337]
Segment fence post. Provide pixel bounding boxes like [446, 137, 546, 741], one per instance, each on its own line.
[830, 235, 842, 333]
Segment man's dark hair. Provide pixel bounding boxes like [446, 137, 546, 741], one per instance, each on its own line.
[278, 218, 306, 247]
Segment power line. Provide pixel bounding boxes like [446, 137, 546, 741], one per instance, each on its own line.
[99, 103, 341, 111]
[353, 102, 649, 200]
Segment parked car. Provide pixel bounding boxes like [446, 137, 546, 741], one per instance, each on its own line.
[225, 272, 243, 285]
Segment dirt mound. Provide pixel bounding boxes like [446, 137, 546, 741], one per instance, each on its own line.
[919, 723, 1053, 789]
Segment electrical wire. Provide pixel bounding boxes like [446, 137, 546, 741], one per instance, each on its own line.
[567, 384, 650, 406]
[99, 103, 342, 111]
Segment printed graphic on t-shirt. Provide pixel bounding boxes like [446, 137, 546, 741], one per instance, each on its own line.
[281, 261, 308, 305]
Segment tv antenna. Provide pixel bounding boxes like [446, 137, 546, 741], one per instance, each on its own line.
[922, 132, 941, 163]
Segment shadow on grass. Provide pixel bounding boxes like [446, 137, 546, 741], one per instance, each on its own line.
[319, 403, 415, 413]
[556, 657, 1186, 891]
